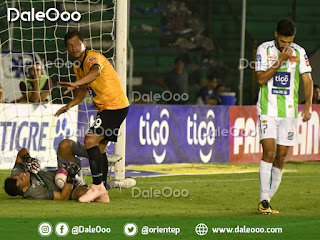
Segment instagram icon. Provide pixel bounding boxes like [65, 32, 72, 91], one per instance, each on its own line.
[38, 222, 53, 237]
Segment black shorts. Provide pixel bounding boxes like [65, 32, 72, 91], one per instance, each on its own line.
[88, 106, 129, 142]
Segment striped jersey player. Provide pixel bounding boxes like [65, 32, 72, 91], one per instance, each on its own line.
[255, 19, 313, 215]
[256, 40, 311, 118]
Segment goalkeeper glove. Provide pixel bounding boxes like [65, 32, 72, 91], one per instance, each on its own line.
[24, 154, 40, 174]
[66, 162, 81, 184]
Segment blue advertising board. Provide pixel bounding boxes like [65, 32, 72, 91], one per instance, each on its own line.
[78, 104, 229, 165]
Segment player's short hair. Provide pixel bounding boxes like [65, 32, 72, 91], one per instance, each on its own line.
[64, 30, 84, 46]
[4, 177, 23, 196]
[277, 18, 296, 37]
[314, 84, 319, 89]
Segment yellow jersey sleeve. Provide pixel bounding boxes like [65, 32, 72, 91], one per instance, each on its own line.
[81, 50, 129, 111]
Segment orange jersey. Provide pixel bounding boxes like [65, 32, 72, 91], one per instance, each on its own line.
[74, 50, 129, 111]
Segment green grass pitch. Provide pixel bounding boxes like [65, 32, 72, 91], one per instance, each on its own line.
[0, 162, 319, 218]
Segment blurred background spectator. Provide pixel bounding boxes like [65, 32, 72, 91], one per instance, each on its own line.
[198, 75, 219, 105]
[130, 0, 231, 105]
[301, 84, 320, 104]
[216, 84, 226, 105]
[156, 56, 188, 104]
[15, 62, 52, 103]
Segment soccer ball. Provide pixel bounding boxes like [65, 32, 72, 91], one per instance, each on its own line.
[55, 168, 68, 189]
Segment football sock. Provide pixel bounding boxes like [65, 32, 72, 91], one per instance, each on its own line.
[101, 153, 109, 188]
[259, 160, 273, 202]
[87, 146, 103, 185]
[269, 166, 283, 200]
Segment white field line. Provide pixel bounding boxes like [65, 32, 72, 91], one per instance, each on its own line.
[130, 169, 297, 178]
[139, 175, 320, 184]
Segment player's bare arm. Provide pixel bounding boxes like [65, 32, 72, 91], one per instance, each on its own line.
[25, 87, 50, 103]
[54, 85, 88, 117]
[39, 91, 50, 102]
[15, 148, 29, 165]
[301, 72, 313, 122]
[58, 65, 101, 94]
[257, 46, 293, 86]
[55, 64, 100, 117]
[53, 182, 73, 200]
[53, 162, 81, 200]
[25, 79, 41, 103]
[156, 77, 171, 91]
[204, 96, 218, 105]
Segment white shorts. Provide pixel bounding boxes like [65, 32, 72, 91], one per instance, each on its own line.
[258, 115, 297, 146]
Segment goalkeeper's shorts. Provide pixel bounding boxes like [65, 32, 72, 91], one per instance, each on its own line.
[88, 106, 129, 142]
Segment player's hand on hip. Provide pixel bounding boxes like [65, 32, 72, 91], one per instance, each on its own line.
[302, 104, 312, 122]
[58, 82, 77, 94]
[279, 46, 292, 63]
[54, 104, 71, 117]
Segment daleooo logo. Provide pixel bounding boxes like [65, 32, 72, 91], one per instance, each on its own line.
[7, 8, 81, 22]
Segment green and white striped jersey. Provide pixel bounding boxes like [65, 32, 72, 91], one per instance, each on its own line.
[255, 40, 311, 118]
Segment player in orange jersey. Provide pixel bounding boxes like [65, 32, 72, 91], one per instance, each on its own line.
[55, 31, 130, 202]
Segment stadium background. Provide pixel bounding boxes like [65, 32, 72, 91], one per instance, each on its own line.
[0, 0, 319, 170]
[0, 2, 319, 238]
[1, 0, 320, 105]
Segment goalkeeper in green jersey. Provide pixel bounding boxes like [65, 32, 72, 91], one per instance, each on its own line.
[255, 19, 313, 214]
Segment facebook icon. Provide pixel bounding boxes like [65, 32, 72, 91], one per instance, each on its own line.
[55, 222, 69, 237]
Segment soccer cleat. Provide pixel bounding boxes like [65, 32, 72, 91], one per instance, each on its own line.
[270, 206, 279, 214]
[78, 183, 107, 203]
[258, 200, 272, 214]
[94, 191, 110, 203]
[108, 178, 136, 189]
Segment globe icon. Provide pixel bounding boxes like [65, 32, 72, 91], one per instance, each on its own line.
[195, 223, 208, 236]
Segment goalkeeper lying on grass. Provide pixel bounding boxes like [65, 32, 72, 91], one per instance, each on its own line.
[4, 139, 135, 202]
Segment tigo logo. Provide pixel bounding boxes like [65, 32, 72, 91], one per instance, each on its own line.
[273, 72, 290, 87]
[139, 109, 170, 163]
[187, 110, 215, 163]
